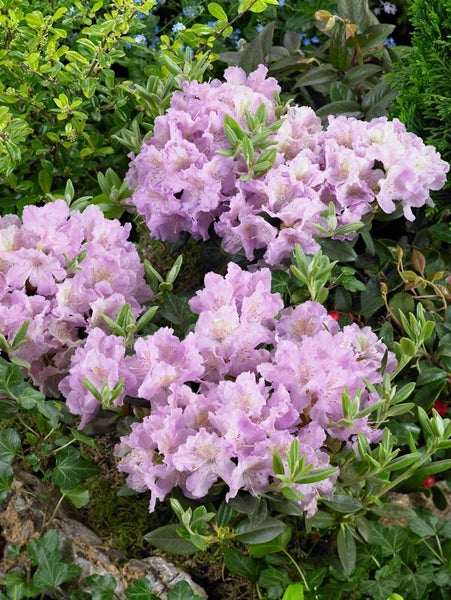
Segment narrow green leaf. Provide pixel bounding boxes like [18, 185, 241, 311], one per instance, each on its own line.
[337, 527, 356, 576]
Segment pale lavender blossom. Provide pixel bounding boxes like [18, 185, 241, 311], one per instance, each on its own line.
[127, 67, 449, 267]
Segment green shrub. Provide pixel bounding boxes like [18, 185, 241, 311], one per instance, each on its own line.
[387, 0, 451, 214]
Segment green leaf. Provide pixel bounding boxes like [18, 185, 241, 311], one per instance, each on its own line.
[81, 77, 97, 98]
[337, 527, 356, 576]
[61, 484, 90, 508]
[322, 494, 364, 513]
[38, 170, 53, 194]
[319, 239, 358, 262]
[0, 461, 14, 504]
[249, 525, 292, 557]
[282, 583, 304, 600]
[168, 580, 203, 600]
[144, 524, 198, 555]
[208, 2, 228, 21]
[258, 567, 292, 597]
[0, 398, 17, 419]
[28, 531, 82, 589]
[159, 293, 193, 335]
[316, 100, 363, 119]
[125, 578, 159, 600]
[337, 0, 378, 31]
[235, 516, 285, 544]
[52, 447, 100, 489]
[342, 64, 383, 85]
[370, 503, 416, 520]
[224, 547, 260, 583]
[0, 428, 21, 464]
[403, 568, 435, 600]
[86, 574, 117, 600]
[369, 523, 409, 556]
[296, 65, 337, 87]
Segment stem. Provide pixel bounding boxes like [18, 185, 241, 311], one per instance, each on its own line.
[422, 539, 445, 564]
[282, 549, 310, 592]
[196, 0, 263, 56]
[375, 443, 438, 498]
[45, 493, 65, 529]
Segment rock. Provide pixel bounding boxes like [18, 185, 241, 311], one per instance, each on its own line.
[0, 471, 207, 599]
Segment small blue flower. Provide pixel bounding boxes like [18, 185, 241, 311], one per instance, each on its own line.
[183, 5, 198, 18]
[311, 36, 320, 44]
[384, 36, 396, 47]
[278, 0, 285, 6]
[256, 24, 264, 33]
[172, 22, 186, 33]
[133, 34, 147, 45]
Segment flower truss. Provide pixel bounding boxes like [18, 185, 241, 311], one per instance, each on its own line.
[0, 200, 151, 395]
[126, 65, 449, 269]
[61, 262, 396, 515]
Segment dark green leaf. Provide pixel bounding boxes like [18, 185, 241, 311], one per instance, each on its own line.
[224, 547, 260, 583]
[295, 65, 337, 88]
[258, 566, 291, 596]
[337, 0, 378, 31]
[0, 398, 17, 419]
[319, 238, 357, 262]
[235, 516, 285, 544]
[368, 523, 409, 556]
[0, 461, 14, 504]
[0, 428, 21, 464]
[52, 447, 100, 489]
[86, 574, 117, 600]
[403, 568, 435, 600]
[239, 22, 275, 74]
[249, 525, 292, 557]
[159, 293, 193, 335]
[370, 503, 416, 520]
[168, 580, 203, 600]
[337, 527, 356, 576]
[316, 101, 363, 119]
[342, 64, 383, 85]
[144, 524, 198, 555]
[125, 578, 159, 600]
[322, 494, 364, 514]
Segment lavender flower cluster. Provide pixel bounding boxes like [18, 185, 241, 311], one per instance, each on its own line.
[0, 200, 151, 395]
[126, 65, 449, 269]
[61, 263, 396, 514]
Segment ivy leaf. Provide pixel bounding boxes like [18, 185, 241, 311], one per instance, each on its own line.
[125, 579, 159, 600]
[168, 580, 203, 600]
[0, 462, 14, 504]
[0, 428, 21, 464]
[52, 446, 100, 489]
[86, 574, 117, 600]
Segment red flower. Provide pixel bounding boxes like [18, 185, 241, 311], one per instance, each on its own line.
[421, 475, 435, 488]
[433, 401, 447, 418]
[328, 310, 354, 323]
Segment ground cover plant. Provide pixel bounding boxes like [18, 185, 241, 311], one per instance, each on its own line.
[0, 1, 450, 599]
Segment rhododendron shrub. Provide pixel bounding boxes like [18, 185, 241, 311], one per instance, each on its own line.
[126, 65, 449, 268]
[61, 263, 396, 515]
[0, 200, 151, 395]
